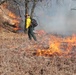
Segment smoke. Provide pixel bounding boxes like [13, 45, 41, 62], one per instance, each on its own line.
[35, 0, 76, 35]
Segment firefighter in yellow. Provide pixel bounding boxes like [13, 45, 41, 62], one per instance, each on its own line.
[25, 14, 37, 41]
[26, 15, 31, 29]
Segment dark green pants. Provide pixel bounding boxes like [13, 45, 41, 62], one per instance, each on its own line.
[28, 26, 37, 41]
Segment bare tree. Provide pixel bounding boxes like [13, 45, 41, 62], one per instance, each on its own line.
[25, 0, 43, 32]
[30, 0, 37, 17]
[0, 0, 64, 32]
[25, 0, 43, 18]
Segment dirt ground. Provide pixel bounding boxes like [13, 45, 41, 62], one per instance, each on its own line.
[0, 28, 76, 75]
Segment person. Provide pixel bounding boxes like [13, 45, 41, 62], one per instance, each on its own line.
[25, 14, 37, 41]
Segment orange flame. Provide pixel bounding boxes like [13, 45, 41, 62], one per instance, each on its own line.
[1, 2, 21, 31]
[8, 12, 17, 19]
[36, 34, 76, 57]
[8, 11, 21, 31]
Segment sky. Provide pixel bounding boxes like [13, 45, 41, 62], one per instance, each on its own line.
[34, 0, 76, 35]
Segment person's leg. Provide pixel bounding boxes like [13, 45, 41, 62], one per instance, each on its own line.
[28, 28, 32, 40]
[30, 27, 37, 41]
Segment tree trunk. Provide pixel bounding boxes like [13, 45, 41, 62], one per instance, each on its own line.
[25, 0, 29, 32]
[30, 0, 37, 18]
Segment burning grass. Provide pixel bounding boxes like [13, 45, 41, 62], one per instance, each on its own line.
[0, 2, 21, 32]
[36, 33, 76, 57]
[0, 29, 76, 75]
[0, 2, 76, 74]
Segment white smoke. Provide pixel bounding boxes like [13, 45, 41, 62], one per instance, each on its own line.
[35, 0, 76, 35]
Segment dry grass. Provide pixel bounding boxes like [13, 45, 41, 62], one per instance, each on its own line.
[0, 28, 76, 75]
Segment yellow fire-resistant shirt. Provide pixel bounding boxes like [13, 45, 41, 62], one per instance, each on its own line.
[26, 17, 31, 29]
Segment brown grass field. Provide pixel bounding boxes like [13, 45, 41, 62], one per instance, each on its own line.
[0, 28, 76, 75]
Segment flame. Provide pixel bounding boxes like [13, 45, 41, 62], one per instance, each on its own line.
[7, 10, 21, 31]
[2, 3, 21, 31]
[13, 27, 21, 31]
[36, 34, 76, 57]
[63, 34, 76, 54]
[8, 12, 17, 19]
[8, 11, 20, 20]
